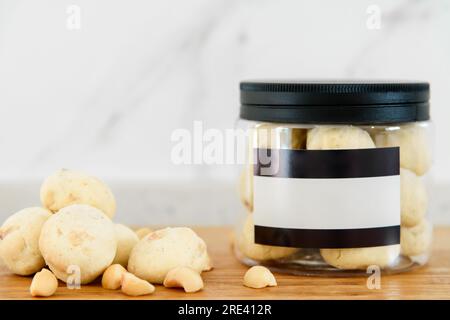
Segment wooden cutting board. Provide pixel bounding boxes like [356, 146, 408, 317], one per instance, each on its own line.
[1, 226, 449, 300]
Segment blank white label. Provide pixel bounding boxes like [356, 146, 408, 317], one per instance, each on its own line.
[253, 175, 400, 230]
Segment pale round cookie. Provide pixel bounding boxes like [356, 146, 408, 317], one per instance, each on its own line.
[372, 123, 432, 176]
[401, 219, 432, 257]
[307, 125, 375, 150]
[0, 207, 52, 275]
[112, 224, 139, 267]
[128, 227, 212, 284]
[236, 215, 297, 261]
[40, 169, 116, 219]
[39, 204, 117, 284]
[400, 168, 428, 227]
[320, 245, 400, 270]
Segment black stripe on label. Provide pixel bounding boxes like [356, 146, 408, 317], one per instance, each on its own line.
[254, 225, 400, 248]
[254, 147, 399, 179]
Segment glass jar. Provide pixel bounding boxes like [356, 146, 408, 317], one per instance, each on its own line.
[235, 80, 433, 275]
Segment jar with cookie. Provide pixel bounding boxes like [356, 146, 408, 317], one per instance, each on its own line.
[234, 80, 433, 274]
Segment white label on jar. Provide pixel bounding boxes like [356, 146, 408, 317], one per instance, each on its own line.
[253, 147, 400, 248]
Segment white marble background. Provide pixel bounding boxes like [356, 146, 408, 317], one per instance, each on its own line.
[0, 0, 449, 225]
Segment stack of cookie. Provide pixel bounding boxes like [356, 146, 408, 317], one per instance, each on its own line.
[0, 169, 212, 297]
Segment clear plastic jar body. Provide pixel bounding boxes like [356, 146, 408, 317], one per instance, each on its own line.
[235, 120, 433, 275]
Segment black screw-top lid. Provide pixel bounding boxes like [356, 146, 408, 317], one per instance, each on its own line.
[240, 80, 430, 124]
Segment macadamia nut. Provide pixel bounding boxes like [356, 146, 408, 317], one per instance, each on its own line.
[320, 245, 400, 270]
[30, 268, 58, 297]
[163, 267, 204, 293]
[40, 169, 116, 218]
[236, 215, 297, 261]
[307, 125, 375, 150]
[113, 224, 139, 267]
[372, 123, 432, 176]
[401, 168, 428, 227]
[0, 207, 52, 275]
[401, 219, 432, 257]
[39, 204, 117, 284]
[243, 266, 277, 289]
[128, 227, 212, 284]
[102, 264, 127, 290]
[121, 272, 155, 296]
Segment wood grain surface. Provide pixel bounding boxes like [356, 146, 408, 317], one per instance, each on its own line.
[1, 226, 449, 300]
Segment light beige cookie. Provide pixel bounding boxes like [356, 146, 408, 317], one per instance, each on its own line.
[39, 204, 117, 284]
[401, 219, 432, 257]
[0, 207, 52, 275]
[307, 125, 375, 150]
[372, 123, 432, 176]
[112, 224, 139, 267]
[40, 169, 116, 218]
[400, 168, 428, 227]
[236, 215, 297, 261]
[320, 245, 400, 270]
[127, 227, 212, 284]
